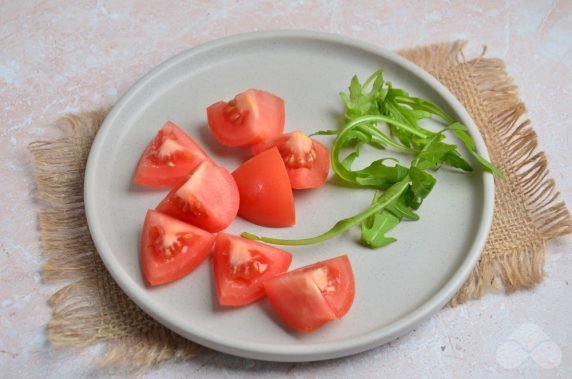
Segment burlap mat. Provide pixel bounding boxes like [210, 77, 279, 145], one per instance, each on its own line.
[29, 41, 571, 368]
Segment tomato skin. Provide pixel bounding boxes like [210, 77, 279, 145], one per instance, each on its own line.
[140, 210, 215, 286]
[207, 89, 285, 147]
[156, 159, 239, 232]
[316, 255, 355, 318]
[133, 121, 207, 188]
[251, 131, 330, 189]
[232, 147, 295, 227]
[263, 255, 355, 333]
[264, 272, 337, 332]
[213, 233, 292, 306]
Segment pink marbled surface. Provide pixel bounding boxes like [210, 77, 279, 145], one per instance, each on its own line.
[1, 1, 571, 377]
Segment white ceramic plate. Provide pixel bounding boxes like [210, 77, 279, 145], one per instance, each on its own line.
[84, 31, 494, 362]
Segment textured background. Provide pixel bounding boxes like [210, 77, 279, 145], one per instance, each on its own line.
[1, 1, 571, 377]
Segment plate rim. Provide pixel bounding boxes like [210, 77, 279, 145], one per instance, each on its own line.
[84, 30, 495, 362]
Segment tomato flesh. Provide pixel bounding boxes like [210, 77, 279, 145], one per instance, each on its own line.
[207, 89, 285, 147]
[140, 210, 215, 286]
[263, 255, 355, 333]
[232, 147, 295, 227]
[133, 121, 207, 187]
[213, 233, 292, 306]
[251, 131, 330, 189]
[156, 159, 239, 232]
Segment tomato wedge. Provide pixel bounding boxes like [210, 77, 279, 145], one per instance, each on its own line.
[140, 210, 215, 286]
[156, 159, 239, 232]
[251, 131, 330, 189]
[212, 233, 292, 307]
[263, 255, 355, 333]
[133, 121, 207, 187]
[206, 89, 285, 147]
[232, 147, 295, 227]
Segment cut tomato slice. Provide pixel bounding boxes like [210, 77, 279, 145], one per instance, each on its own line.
[263, 255, 355, 333]
[251, 131, 330, 189]
[232, 147, 295, 227]
[206, 89, 285, 147]
[133, 121, 207, 187]
[140, 210, 215, 286]
[156, 159, 239, 232]
[212, 233, 292, 307]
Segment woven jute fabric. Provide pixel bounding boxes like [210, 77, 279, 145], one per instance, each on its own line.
[29, 41, 571, 368]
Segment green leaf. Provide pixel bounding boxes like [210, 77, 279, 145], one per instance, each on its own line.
[242, 68, 504, 250]
[341, 151, 360, 172]
[410, 109, 433, 120]
[310, 129, 339, 137]
[330, 115, 417, 185]
[442, 150, 473, 172]
[381, 93, 434, 148]
[361, 209, 400, 248]
[412, 135, 457, 171]
[385, 194, 419, 221]
[354, 159, 409, 188]
[410, 167, 436, 198]
[394, 95, 455, 124]
[471, 151, 505, 179]
[405, 167, 436, 209]
[450, 124, 476, 150]
[449, 124, 505, 179]
[349, 75, 363, 101]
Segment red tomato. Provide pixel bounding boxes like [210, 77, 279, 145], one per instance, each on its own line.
[251, 131, 330, 189]
[156, 159, 239, 232]
[263, 255, 355, 333]
[133, 121, 207, 187]
[206, 89, 285, 147]
[140, 209, 215, 286]
[232, 147, 295, 227]
[212, 233, 292, 306]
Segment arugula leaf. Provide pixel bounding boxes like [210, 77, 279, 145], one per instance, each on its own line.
[385, 194, 419, 221]
[442, 150, 473, 172]
[394, 95, 455, 124]
[361, 208, 400, 248]
[406, 167, 436, 210]
[353, 159, 409, 189]
[412, 135, 458, 171]
[242, 69, 503, 249]
[342, 71, 386, 120]
[471, 151, 505, 179]
[310, 129, 339, 137]
[381, 88, 434, 148]
[449, 125, 505, 179]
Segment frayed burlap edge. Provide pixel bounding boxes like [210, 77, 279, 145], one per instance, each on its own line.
[399, 41, 572, 305]
[29, 41, 572, 368]
[29, 110, 204, 371]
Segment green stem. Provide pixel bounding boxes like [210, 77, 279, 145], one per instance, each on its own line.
[362, 124, 415, 153]
[241, 179, 410, 246]
[347, 115, 429, 139]
[395, 96, 456, 124]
